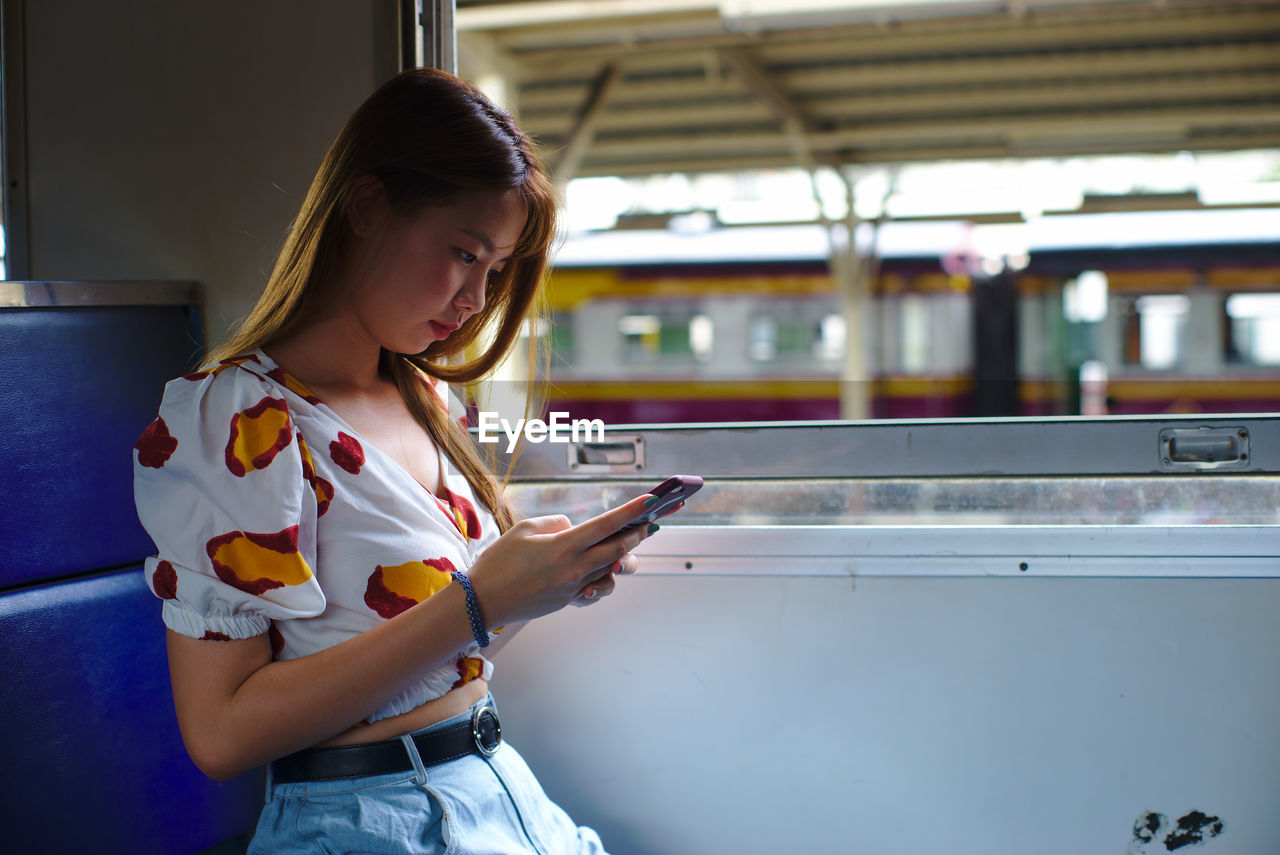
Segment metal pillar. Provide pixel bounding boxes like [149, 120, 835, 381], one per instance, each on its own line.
[420, 0, 457, 74]
[2, 0, 31, 278]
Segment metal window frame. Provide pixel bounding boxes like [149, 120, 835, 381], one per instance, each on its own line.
[491, 414, 1280, 480]
[1, 0, 29, 279]
[495, 415, 1280, 579]
[417, 0, 457, 74]
[0, 280, 199, 308]
[633, 523, 1280, 579]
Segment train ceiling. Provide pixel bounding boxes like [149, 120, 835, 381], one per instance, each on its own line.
[455, 0, 1280, 181]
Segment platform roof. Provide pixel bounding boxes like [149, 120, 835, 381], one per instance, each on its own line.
[456, 0, 1280, 180]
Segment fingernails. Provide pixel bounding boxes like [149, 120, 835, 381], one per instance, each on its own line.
[647, 523, 660, 534]
[642, 495, 659, 508]
[585, 587, 599, 599]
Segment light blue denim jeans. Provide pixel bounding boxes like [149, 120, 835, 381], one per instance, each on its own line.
[248, 696, 609, 854]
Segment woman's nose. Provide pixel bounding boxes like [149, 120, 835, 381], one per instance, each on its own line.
[455, 269, 488, 316]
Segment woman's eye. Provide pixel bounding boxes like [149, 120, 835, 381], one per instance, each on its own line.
[458, 250, 478, 265]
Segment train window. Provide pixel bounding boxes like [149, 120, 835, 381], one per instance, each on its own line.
[1122, 294, 1189, 370]
[619, 314, 662, 360]
[689, 314, 713, 361]
[1225, 293, 1280, 366]
[815, 314, 845, 361]
[618, 313, 712, 362]
[543, 312, 574, 364]
[748, 315, 777, 361]
[899, 293, 930, 374]
[748, 314, 809, 361]
[1063, 271, 1108, 323]
[748, 308, 844, 364]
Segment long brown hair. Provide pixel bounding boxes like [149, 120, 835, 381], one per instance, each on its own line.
[212, 68, 557, 530]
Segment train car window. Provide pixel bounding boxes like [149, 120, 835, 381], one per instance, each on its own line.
[815, 314, 845, 361]
[617, 312, 711, 362]
[898, 293, 931, 374]
[1225, 293, 1280, 366]
[545, 311, 574, 364]
[655, 317, 692, 358]
[747, 315, 776, 361]
[688, 314, 713, 361]
[1062, 271, 1108, 324]
[1122, 294, 1190, 370]
[772, 318, 809, 356]
[748, 308, 834, 363]
[617, 313, 661, 360]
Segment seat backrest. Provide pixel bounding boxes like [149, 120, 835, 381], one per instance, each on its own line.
[0, 290, 262, 853]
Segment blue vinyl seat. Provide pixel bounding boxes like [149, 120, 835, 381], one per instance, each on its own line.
[0, 291, 260, 853]
[0, 567, 264, 853]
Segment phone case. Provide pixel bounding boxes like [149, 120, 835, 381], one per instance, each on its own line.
[618, 474, 703, 533]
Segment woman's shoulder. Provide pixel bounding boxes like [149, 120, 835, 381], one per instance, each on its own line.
[147, 353, 296, 458]
[161, 351, 318, 412]
[140, 352, 298, 474]
[168, 351, 271, 393]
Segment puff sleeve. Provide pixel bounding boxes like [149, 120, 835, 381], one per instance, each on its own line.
[133, 362, 326, 640]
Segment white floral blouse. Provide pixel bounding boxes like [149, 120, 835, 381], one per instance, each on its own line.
[133, 350, 500, 724]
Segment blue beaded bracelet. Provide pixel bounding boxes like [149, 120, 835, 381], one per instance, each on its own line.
[451, 572, 489, 648]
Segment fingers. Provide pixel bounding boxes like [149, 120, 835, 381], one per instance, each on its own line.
[572, 550, 641, 607]
[575, 573, 615, 604]
[572, 494, 654, 548]
[485, 496, 654, 618]
[583, 522, 650, 576]
[573, 566, 618, 605]
[520, 514, 573, 535]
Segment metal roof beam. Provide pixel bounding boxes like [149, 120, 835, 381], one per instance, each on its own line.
[719, 46, 825, 172]
[458, 0, 718, 30]
[552, 62, 625, 185]
[502, 5, 1280, 67]
[521, 73, 1280, 137]
[568, 103, 1278, 157]
[519, 41, 1280, 110]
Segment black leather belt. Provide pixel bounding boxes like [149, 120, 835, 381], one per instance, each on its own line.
[271, 703, 502, 784]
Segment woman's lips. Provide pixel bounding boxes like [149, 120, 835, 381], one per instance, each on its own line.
[430, 321, 458, 338]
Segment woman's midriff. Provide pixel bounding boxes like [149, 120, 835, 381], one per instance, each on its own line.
[313, 677, 490, 748]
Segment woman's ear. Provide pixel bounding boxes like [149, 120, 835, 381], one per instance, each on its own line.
[345, 174, 387, 238]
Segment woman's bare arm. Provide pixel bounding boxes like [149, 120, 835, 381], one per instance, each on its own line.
[166, 494, 652, 780]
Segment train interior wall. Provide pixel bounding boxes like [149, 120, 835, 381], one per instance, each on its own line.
[17, 0, 398, 343]
[0, 2, 401, 851]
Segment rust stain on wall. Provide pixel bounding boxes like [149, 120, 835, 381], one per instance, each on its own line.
[1129, 810, 1225, 853]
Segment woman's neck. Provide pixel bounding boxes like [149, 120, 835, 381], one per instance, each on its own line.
[265, 315, 387, 396]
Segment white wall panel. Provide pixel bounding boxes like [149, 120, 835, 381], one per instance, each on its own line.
[492, 564, 1277, 855]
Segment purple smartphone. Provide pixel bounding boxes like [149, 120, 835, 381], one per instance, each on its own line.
[612, 474, 703, 537]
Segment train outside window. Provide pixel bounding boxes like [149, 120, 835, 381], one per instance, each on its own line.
[1122, 294, 1191, 370]
[618, 312, 711, 363]
[1225, 293, 1280, 366]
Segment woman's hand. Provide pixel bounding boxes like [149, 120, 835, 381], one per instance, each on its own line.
[465, 493, 656, 627]
[571, 547, 639, 606]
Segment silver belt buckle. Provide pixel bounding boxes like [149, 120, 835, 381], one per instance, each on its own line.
[472, 702, 501, 757]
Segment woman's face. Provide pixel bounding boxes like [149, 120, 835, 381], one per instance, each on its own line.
[344, 183, 528, 355]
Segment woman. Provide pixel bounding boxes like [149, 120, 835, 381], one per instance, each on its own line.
[133, 68, 656, 853]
